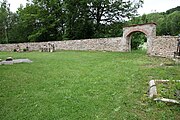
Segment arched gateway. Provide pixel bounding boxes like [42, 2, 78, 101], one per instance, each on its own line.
[122, 23, 156, 54]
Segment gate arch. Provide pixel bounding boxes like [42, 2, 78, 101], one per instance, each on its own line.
[122, 23, 156, 54]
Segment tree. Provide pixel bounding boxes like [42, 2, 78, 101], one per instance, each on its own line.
[0, 0, 10, 43]
[12, 4, 39, 42]
[166, 6, 180, 14]
[88, 0, 143, 32]
[166, 11, 180, 36]
[63, 0, 94, 40]
[21, 0, 66, 42]
[1, 0, 144, 43]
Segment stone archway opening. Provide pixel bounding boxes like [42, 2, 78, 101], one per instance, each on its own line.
[128, 31, 147, 51]
[122, 23, 156, 54]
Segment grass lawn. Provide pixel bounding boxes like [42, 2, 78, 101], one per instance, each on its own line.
[156, 80, 180, 101]
[0, 50, 180, 120]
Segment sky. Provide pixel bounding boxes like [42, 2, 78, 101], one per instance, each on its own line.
[138, 0, 180, 15]
[1, 0, 180, 15]
[2, 0, 27, 12]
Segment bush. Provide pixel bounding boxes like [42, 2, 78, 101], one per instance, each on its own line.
[131, 32, 147, 50]
[23, 48, 27, 52]
[13, 49, 17, 52]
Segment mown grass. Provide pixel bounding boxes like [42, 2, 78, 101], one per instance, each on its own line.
[0, 50, 180, 120]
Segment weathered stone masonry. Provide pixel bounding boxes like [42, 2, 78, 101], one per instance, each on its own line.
[0, 23, 179, 58]
[122, 23, 156, 54]
[151, 36, 178, 58]
[0, 37, 125, 52]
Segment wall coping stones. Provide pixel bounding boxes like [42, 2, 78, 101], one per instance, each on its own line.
[124, 22, 157, 28]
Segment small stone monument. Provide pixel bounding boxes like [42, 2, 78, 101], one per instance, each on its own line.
[40, 42, 55, 52]
[1, 57, 14, 65]
[0, 57, 32, 65]
[6, 57, 13, 61]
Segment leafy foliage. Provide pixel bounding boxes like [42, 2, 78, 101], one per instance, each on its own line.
[0, 0, 143, 43]
[166, 6, 180, 14]
[0, 1, 180, 47]
[131, 32, 146, 50]
[128, 7, 180, 36]
[0, 0, 10, 43]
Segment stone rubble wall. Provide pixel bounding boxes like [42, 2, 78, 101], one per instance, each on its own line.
[0, 37, 125, 52]
[151, 36, 178, 58]
[0, 36, 178, 58]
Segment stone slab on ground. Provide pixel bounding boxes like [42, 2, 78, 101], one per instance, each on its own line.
[0, 61, 13, 65]
[13, 59, 32, 64]
[0, 59, 32, 65]
[154, 98, 180, 104]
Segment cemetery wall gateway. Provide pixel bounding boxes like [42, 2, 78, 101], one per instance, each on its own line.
[0, 36, 178, 58]
[0, 23, 179, 58]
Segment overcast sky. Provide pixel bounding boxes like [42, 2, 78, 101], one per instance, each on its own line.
[138, 0, 180, 15]
[1, 0, 180, 15]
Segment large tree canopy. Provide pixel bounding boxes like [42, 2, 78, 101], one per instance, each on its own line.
[1, 0, 143, 43]
[1, 1, 180, 45]
[88, 0, 143, 24]
[0, 0, 144, 43]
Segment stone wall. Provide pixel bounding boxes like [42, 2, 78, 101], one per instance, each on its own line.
[151, 36, 178, 58]
[0, 37, 125, 52]
[122, 23, 156, 54]
[0, 36, 178, 58]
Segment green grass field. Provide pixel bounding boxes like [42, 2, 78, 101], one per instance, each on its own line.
[0, 50, 179, 120]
